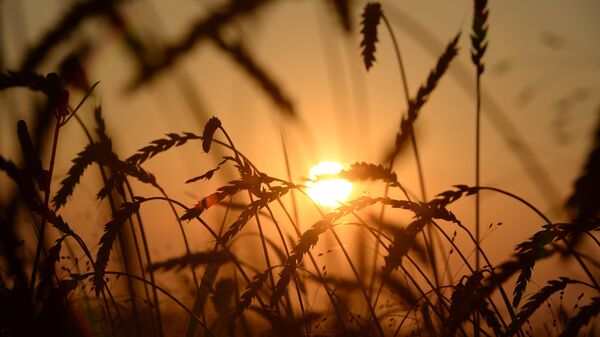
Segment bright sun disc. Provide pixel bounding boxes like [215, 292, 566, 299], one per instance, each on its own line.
[306, 161, 352, 207]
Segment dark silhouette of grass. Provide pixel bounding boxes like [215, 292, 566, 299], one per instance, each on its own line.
[0, 1, 599, 337]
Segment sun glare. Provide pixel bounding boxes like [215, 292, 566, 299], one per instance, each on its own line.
[306, 161, 352, 208]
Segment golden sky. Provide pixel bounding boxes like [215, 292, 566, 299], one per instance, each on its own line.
[1, 0, 599, 263]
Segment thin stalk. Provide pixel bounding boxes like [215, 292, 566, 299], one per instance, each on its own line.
[68, 232, 126, 337]
[279, 127, 299, 229]
[156, 186, 199, 289]
[475, 66, 482, 337]
[328, 227, 385, 337]
[264, 204, 309, 336]
[475, 72, 482, 272]
[123, 181, 165, 337]
[30, 114, 62, 293]
[247, 192, 280, 312]
[274, 198, 351, 333]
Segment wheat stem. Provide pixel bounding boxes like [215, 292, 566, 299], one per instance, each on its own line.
[30, 114, 62, 294]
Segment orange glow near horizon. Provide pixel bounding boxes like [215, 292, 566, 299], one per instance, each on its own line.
[306, 161, 352, 208]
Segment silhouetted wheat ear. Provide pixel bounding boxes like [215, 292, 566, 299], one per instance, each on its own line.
[232, 271, 269, 320]
[272, 220, 330, 306]
[53, 141, 108, 210]
[360, 2, 382, 71]
[338, 162, 399, 185]
[396, 32, 460, 148]
[559, 297, 600, 337]
[186, 157, 232, 183]
[127, 132, 200, 167]
[203, 117, 222, 153]
[471, 0, 489, 75]
[435, 184, 478, 206]
[381, 221, 421, 276]
[94, 202, 140, 296]
[96, 155, 158, 200]
[512, 256, 534, 308]
[479, 300, 503, 336]
[511, 224, 557, 308]
[381, 194, 465, 276]
[218, 184, 291, 243]
[45, 210, 74, 235]
[506, 277, 574, 337]
[147, 250, 231, 272]
[272, 196, 384, 306]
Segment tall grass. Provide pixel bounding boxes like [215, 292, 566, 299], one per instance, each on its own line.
[1, 1, 599, 337]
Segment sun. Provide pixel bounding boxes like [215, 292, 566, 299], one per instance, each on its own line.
[306, 161, 352, 208]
